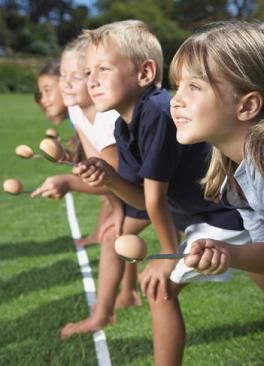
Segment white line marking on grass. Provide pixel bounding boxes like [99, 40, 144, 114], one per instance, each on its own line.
[65, 192, 112, 366]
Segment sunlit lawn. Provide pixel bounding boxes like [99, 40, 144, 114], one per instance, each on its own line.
[0, 94, 263, 365]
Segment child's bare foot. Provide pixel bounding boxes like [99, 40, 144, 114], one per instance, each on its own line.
[74, 232, 98, 247]
[114, 290, 142, 309]
[61, 313, 115, 338]
[61, 318, 103, 337]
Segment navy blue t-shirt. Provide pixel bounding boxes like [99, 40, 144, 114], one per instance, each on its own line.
[114, 86, 244, 231]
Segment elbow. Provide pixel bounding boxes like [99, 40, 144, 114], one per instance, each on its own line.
[133, 199, 146, 211]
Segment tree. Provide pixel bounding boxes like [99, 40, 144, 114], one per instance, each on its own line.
[228, 0, 256, 18]
[0, 11, 12, 47]
[91, 0, 189, 86]
[253, 0, 264, 18]
[20, 0, 73, 23]
[0, 0, 95, 54]
[58, 5, 92, 45]
[26, 23, 60, 56]
[173, 0, 231, 30]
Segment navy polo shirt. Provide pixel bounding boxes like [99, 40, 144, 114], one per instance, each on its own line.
[114, 86, 244, 231]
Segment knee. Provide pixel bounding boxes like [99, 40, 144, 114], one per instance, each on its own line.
[147, 282, 183, 308]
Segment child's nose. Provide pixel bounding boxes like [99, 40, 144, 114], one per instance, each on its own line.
[41, 94, 49, 106]
[87, 72, 99, 89]
[61, 78, 72, 89]
[170, 95, 178, 108]
[170, 93, 184, 109]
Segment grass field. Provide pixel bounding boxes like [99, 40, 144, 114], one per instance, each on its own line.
[0, 94, 264, 366]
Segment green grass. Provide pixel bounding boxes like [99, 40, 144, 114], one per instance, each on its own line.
[0, 94, 264, 366]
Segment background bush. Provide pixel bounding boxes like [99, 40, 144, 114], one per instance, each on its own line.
[0, 59, 45, 93]
[1, 0, 262, 93]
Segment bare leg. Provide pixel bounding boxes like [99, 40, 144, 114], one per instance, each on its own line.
[115, 263, 142, 308]
[149, 282, 186, 366]
[115, 227, 181, 308]
[61, 217, 149, 337]
[115, 218, 149, 309]
[149, 271, 263, 366]
[74, 197, 112, 247]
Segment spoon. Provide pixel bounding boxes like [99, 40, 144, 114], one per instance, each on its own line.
[4, 190, 33, 196]
[119, 252, 187, 263]
[45, 128, 59, 139]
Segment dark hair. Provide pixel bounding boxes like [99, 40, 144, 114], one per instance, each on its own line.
[35, 58, 61, 103]
[38, 58, 61, 78]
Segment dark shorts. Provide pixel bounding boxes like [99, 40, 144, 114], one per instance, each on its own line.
[124, 203, 149, 220]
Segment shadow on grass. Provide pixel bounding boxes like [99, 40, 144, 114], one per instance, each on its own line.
[0, 239, 100, 304]
[0, 295, 97, 366]
[0, 236, 99, 262]
[0, 295, 152, 366]
[188, 320, 264, 345]
[0, 291, 263, 366]
[0, 236, 75, 260]
[0, 259, 87, 303]
[1, 293, 264, 366]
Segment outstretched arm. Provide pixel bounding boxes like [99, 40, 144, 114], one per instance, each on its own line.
[31, 174, 110, 199]
[31, 142, 118, 199]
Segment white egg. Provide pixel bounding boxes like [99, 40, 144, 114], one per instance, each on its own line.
[39, 138, 64, 161]
[15, 144, 34, 159]
[3, 178, 23, 195]
[115, 234, 147, 260]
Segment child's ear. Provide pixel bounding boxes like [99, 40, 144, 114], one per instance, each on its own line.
[138, 59, 157, 87]
[237, 91, 263, 121]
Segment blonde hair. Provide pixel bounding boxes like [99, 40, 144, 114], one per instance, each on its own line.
[169, 21, 264, 202]
[61, 37, 89, 71]
[79, 20, 163, 86]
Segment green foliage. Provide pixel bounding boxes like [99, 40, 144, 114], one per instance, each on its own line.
[25, 23, 60, 56]
[94, 0, 189, 87]
[173, 0, 231, 30]
[57, 6, 91, 45]
[1, 0, 263, 83]
[0, 62, 37, 93]
[0, 11, 12, 47]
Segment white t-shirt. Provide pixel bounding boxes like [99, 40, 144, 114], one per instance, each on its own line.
[68, 105, 119, 152]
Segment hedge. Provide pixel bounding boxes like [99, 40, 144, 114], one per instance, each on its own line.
[0, 61, 37, 93]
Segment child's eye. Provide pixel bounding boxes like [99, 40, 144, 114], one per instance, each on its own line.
[85, 70, 91, 77]
[190, 83, 201, 91]
[74, 75, 85, 81]
[100, 66, 109, 71]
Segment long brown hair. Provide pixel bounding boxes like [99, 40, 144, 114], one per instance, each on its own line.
[169, 21, 264, 202]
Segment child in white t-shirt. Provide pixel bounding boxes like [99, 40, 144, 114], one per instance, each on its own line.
[68, 105, 118, 152]
[32, 38, 149, 336]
